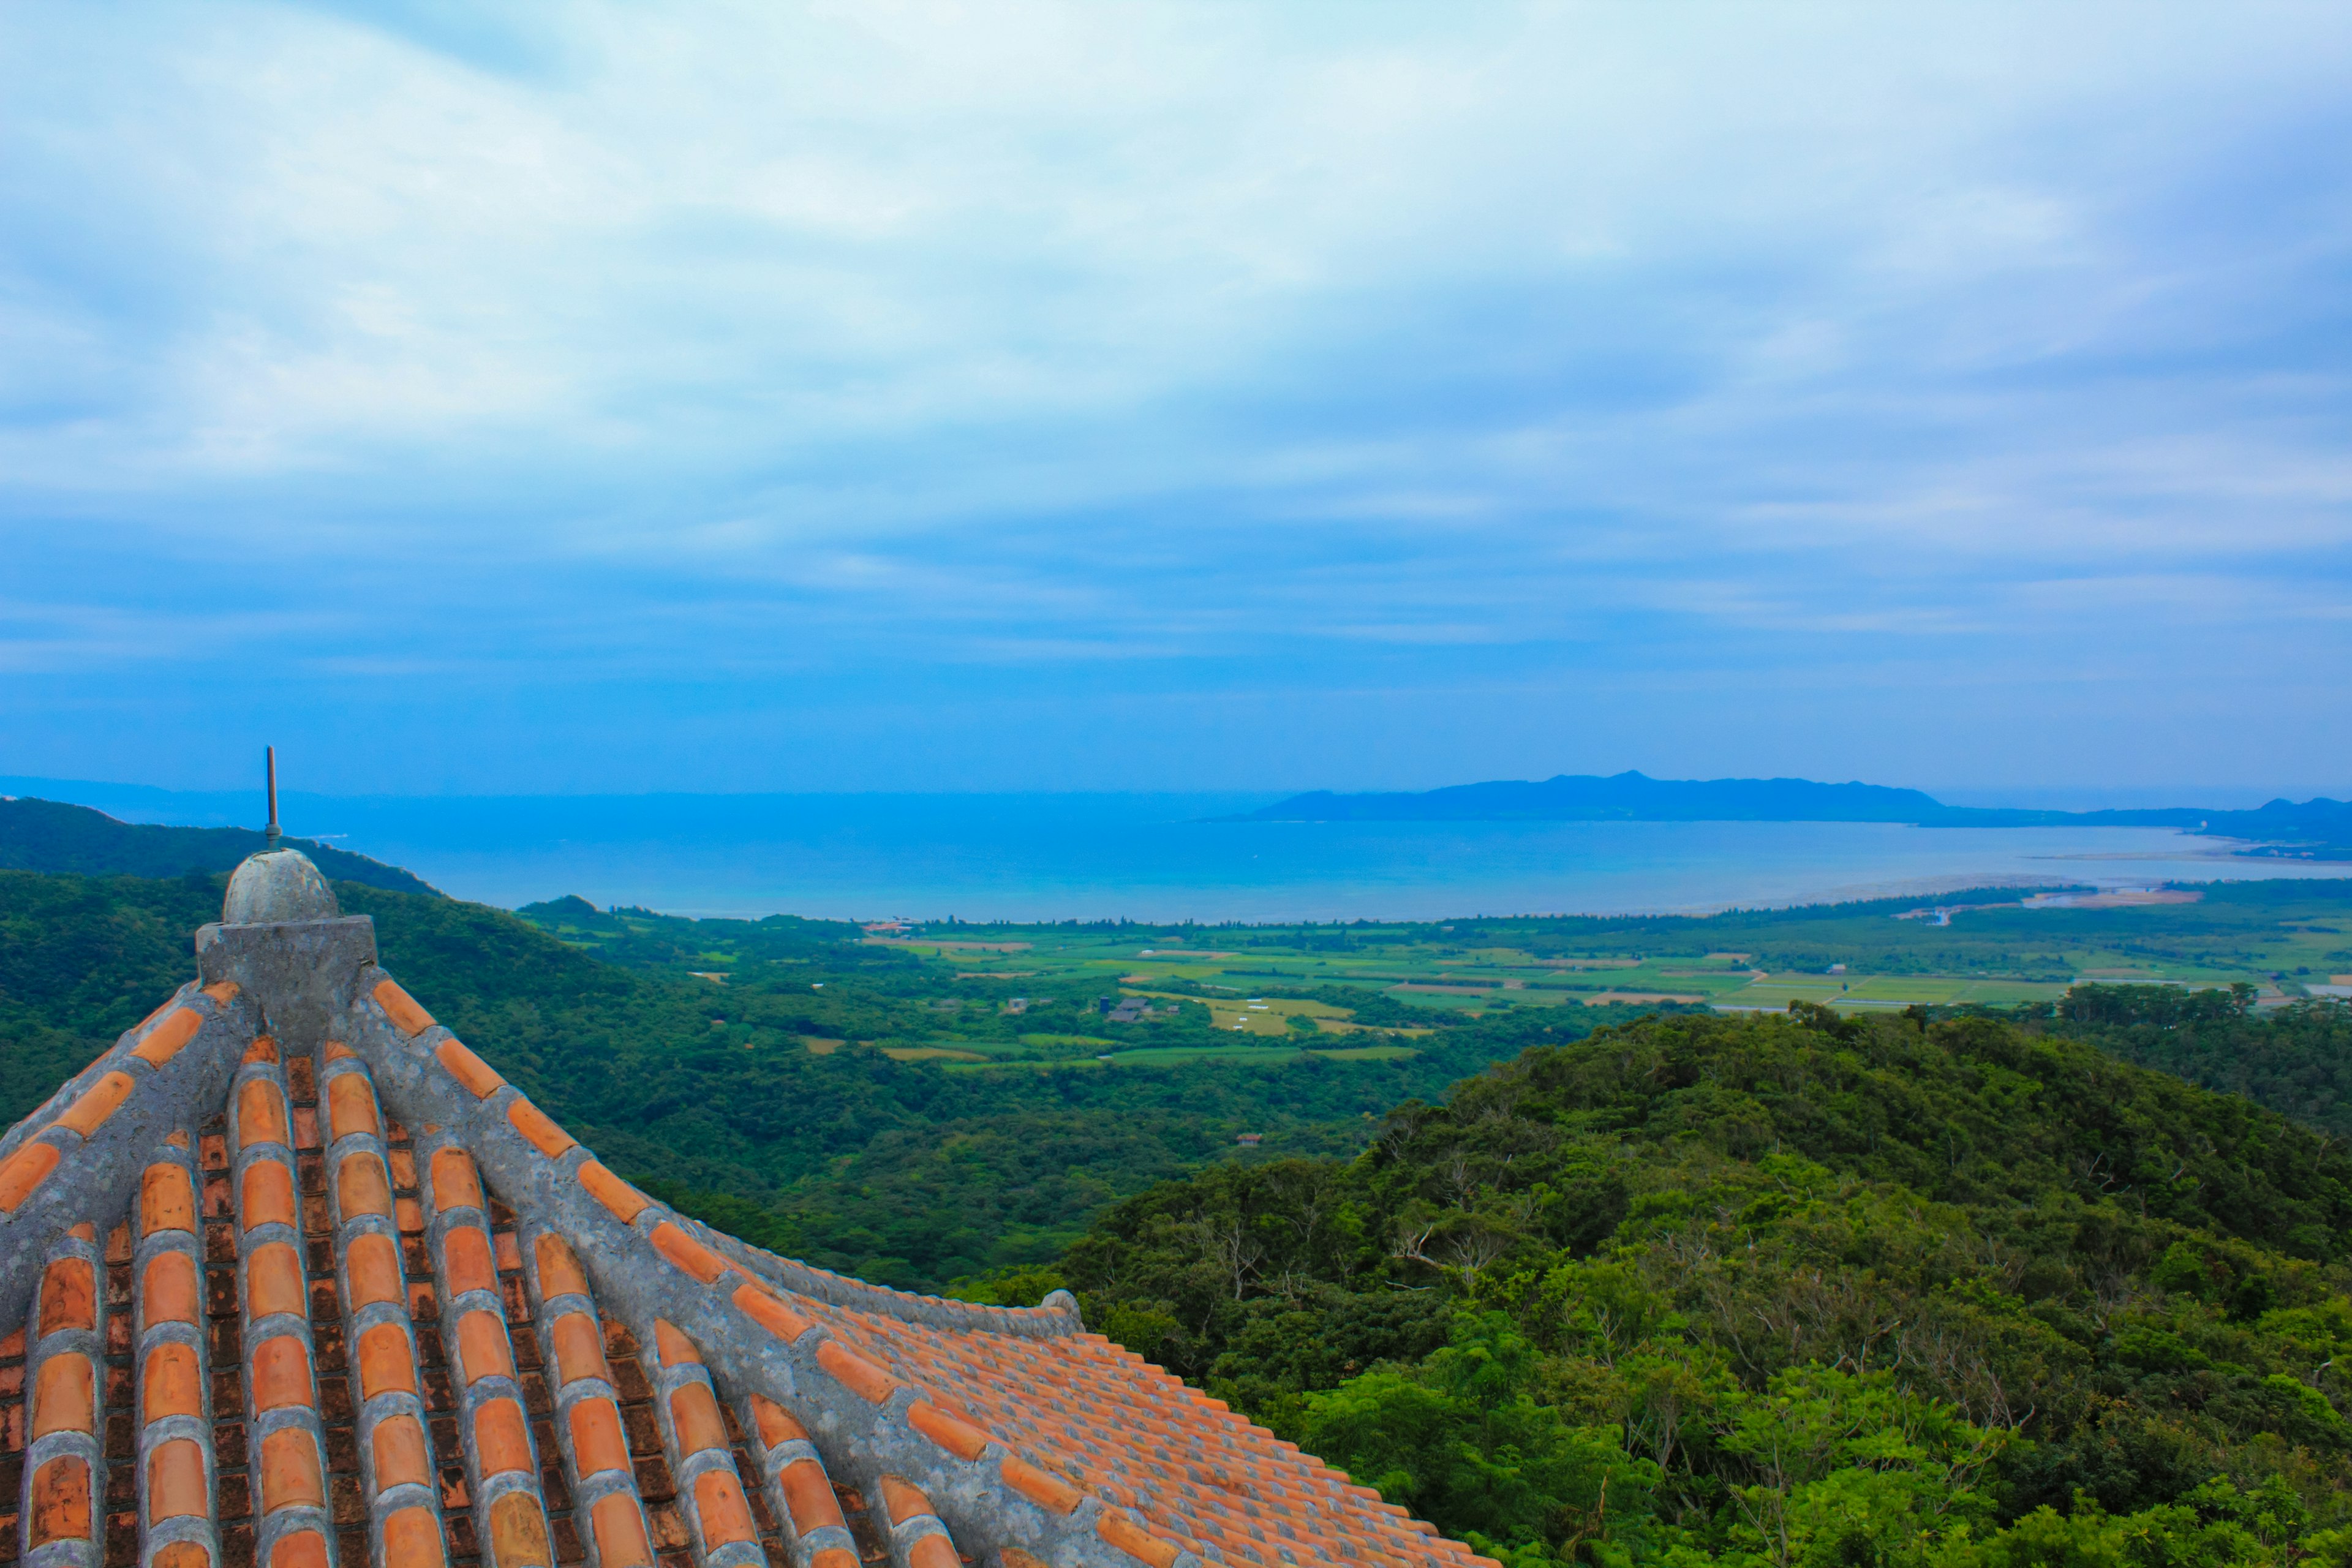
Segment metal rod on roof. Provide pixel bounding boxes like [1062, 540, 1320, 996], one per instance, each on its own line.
[265, 745, 282, 852]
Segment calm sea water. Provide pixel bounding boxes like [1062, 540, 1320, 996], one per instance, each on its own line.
[12, 781, 2351, 922]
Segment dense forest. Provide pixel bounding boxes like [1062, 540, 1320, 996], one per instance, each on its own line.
[1025, 1005, 2352, 1566]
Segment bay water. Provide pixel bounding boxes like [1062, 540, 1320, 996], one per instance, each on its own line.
[10, 780, 2350, 922]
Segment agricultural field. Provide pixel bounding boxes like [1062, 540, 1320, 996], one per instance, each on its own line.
[510, 877, 2352, 1070]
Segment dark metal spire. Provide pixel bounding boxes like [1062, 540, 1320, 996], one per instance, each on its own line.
[264, 744, 282, 852]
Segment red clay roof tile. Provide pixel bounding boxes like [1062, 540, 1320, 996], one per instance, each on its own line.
[373, 1413, 434, 1490]
[328, 1074, 380, 1140]
[346, 1232, 403, 1308]
[142, 1250, 199, 1323]
[907, 1401, 990, 1460]
[444, 1225, 498, 1295]
[456, 1310, 516, 1384]
[31, 1353, 91, 1437]
[732, 1283, 812, 1343]
[0, 1140, 62, 1212]
[667, 1382, 728, 1455]
[56, 1072, 135, 1137]
[132, 1009, 204, 1067]
[908, 1537, 959, 1568]
[475, 1396, 533, 1474]
[148, 1438, 207, 1521]
[647, 1223, 728, 1284]
[550, 1313, 609, 1387]
[816, 1339, 898, 1404]
[435, 1039, 505, 1099]
[777, 1459, 845, 1534]
[141, 1163, 196, 1234]
[534, 1233, 589, 1297]
[1098, 1510, 1183, 1567]
[337, 1152, 393, 1219]
[28, 1455, 89, 1545]
[569, 1398, 631, 1476]
[878, 1474, 933, 1525]
[589, 1494, 655, 1568]
[505, 1098, 576, 1158]
[142, 1342, 202, 1422]
[260, 1426, 327, 1510]
[488, 1491, 554, 1567]
[38, 1256, 94, 1333]
[692, 1470, 758, 1546]
[356, 1322, 419, 1400]
[373, 979, 435, 1036]
[383, 1505, 447, 1568]
[576, 1161, 650, 1224]
[237, 1079, 290, 1145]
[431, 1147, 484, 1209]
[747, 1393, 806, 1447]
[241, 1163, 297, 1230]
[247, 1240, 305, 1317]
[270, 1531, 329, 1568]
[652, 1319, 702, 1366]
[251, 1334, 314, 1409]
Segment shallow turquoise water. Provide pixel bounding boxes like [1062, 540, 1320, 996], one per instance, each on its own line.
[15, 782, 2349, 922]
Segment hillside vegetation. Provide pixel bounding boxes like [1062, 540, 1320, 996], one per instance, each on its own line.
[0, 795, 440, 893]
[1038, 1006, 2352, 1566]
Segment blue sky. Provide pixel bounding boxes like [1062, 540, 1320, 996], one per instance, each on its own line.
[3, 1, 2349, 799]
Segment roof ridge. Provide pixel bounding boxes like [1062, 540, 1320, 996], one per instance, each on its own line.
[683, 1218, 1084, 1338]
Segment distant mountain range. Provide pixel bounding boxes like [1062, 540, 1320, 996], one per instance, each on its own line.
[0, 796, 443, 895]
[1238, 772, 2352, 856]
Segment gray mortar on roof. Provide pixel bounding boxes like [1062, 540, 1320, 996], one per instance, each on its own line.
[333, 968, 1202, 1568]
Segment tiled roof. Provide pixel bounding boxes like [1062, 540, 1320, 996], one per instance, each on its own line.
[0, 854, 1493, 1568]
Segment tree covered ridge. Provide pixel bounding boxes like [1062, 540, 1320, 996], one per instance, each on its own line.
[1050, 1009, 2352, 1565]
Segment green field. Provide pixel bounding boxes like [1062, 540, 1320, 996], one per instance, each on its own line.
[503, 878, 2352, 1070]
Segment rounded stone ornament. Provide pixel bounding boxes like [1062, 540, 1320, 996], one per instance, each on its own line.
[222, 849, 340, 924]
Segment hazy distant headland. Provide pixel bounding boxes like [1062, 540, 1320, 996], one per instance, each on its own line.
[1239, 771, 2352, 857]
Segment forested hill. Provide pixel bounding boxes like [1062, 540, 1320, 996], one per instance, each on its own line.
[1242, 770, 2352, 853]
[1047, 1006, 2352, 1566]
[0, 795, 440, 894]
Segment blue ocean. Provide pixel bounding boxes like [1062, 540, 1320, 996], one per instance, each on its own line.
[9, 779, 2349, 922]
